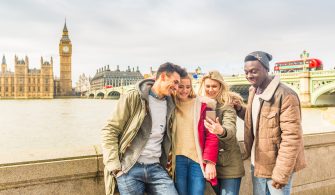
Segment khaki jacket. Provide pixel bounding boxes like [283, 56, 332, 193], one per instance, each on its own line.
[216, 104, 245, 179]
[237, 76, 306, 184]
[101, 79, 175, 195]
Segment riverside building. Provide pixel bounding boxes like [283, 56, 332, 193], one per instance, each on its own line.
[90, 65, 143, 91]
[0, 22, 72, 99]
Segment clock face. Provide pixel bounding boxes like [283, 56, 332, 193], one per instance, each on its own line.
[62, 46, 69, 53]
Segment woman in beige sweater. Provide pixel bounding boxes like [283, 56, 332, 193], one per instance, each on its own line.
[172, 75, 219, 195]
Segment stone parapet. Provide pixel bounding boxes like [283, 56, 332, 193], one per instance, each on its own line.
[0, 132, 335, 195]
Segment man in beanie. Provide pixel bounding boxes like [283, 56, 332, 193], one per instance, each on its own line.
[234, 51, 306, 194]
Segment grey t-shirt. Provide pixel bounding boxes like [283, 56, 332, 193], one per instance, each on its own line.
[137, 95, 167, 164]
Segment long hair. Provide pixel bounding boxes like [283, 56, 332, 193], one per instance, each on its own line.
[198, 71, 244, 108]
[174, 75, 196, 114]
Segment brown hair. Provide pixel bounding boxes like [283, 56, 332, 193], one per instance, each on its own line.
[156, 62, 187, 80]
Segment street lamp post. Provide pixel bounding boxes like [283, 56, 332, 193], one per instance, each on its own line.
[300, 50, 310, 72]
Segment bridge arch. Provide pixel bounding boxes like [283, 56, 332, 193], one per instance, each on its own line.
[311, 81, 335, 105]
[96, 92, 105, 99]
[88, 93, 94, 99]
[107, 91, 121, 99]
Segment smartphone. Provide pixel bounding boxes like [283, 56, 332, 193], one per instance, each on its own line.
[206, 110, 216, 121]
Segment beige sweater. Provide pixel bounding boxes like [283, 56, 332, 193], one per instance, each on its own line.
[175, 98, 198, 162]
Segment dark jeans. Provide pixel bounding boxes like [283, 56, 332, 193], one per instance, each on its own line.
[214, 178, 241, 195]
[116, 162, 178, 195]
[175, 155, 205, 195]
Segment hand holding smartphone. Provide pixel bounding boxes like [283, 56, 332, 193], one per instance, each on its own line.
[206, 110, 216, 121]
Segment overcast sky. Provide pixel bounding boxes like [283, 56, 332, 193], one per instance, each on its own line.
[1, 0, 335, 83]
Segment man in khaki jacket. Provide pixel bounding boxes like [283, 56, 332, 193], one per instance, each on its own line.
[235, 51, 306, 195]
[101, 62, 187, 195]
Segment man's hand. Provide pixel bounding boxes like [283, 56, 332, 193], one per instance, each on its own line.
[232, 99, 242, 112]
[205, 162, 216, 180]
[272, 179, 285, 189]
[111, 169, 122, 177]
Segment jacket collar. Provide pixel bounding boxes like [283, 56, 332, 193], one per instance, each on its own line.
[135, 78, 175, 114]
[258, 75, 280, 101]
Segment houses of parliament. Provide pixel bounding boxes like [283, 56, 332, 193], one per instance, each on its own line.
[0, 22, 72, 99]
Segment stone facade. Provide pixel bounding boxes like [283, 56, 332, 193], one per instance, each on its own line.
[57, 22, 73, 96]
[0, 55, 54, 99]
[75, 73, 91, 95]
[90, 65, 143, 91]
[0, 22, 73, 99]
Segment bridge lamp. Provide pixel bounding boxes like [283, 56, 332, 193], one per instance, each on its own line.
[300, 50, 310, 72]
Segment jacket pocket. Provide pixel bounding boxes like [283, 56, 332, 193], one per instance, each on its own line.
[261, 111, 278, 128]
[217, 149, 231, 166]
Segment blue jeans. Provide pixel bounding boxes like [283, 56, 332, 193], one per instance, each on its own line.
[251, 165, 293, 195]
[116, 162, 178, 195]
[175, 155, 205, 195]
[214, 178, 241, 195]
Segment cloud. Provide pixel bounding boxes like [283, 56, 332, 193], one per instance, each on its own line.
[0, 0, 334, 83]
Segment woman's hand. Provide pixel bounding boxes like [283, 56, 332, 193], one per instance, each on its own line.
[204, 162, 216, 180]
[204, 117, 225, 135]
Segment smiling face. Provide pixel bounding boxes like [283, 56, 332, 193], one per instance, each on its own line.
[177, 77, 192, 101]
[244, 60, 268, 88]
[159, 71, 181, 96]
[204, 78, 221, 99]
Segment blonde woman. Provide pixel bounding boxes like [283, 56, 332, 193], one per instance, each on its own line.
[172, 75, 219, 195]
[200, 71, 245, 195]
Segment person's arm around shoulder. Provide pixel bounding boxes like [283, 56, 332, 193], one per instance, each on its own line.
[233, 99, 246, 120]
[101, 91, 136, 176]
[272, 94, 303, 185]
[217, 105, 237, 141]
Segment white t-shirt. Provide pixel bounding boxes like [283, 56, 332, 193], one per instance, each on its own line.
[251, 94, 261, 165]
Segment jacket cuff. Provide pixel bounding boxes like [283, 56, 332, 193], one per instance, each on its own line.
[272, 168, 289, 185]
[106, 162, 122, 173]
[204, 159, 216, 165]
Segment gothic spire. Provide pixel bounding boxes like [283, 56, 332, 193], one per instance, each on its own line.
[63, 19, 68, 33]
[2, 55, 6, 64]
[60, 19, 71, 42]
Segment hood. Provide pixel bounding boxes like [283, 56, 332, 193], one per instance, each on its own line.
[135, 79, 155, 101]
[197, 96, 217, 110]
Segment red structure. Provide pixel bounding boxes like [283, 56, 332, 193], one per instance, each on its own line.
[274, 58, 323, 73]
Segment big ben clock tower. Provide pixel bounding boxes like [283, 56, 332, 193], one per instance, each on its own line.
[59, 21, 72, 96]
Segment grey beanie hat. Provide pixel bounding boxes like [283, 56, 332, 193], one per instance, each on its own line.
[244, 51, 272, 71]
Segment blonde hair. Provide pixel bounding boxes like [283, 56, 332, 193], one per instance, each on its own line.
[181, 75, 196, 99]
[198, 71, 244, 107]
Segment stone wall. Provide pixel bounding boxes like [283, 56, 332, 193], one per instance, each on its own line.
[0, 132, 334, 195]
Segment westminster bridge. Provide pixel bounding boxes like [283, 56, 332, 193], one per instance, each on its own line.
[87, 70, 335, 106]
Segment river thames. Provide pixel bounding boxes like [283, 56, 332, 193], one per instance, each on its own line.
[1, 99, 334, 161]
